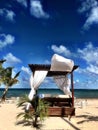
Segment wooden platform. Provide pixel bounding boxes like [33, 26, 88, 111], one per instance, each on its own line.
[43, 97, 72, 107]
[29, 97, 75, 117]
[43, 97, 75, 117]
[48, 106, 75, 117]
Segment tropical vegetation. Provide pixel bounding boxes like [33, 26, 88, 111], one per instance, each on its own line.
[16, 94, 49, 127]
[0, 59, 20, 101]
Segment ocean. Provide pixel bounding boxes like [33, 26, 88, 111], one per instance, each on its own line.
[0, 88, 98, 99]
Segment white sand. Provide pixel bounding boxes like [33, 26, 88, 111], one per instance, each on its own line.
[0, 99, 98, 130]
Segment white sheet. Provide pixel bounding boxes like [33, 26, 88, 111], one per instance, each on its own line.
[50, 54, 74, 72]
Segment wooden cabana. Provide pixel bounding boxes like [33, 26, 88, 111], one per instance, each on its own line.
[28, 64, 78, 117]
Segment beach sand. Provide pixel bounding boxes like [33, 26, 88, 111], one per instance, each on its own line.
[0, 98, 98, 130]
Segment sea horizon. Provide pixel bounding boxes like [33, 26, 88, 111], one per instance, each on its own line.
[0, 88, 98, 90]
[0, 88, 98, 99]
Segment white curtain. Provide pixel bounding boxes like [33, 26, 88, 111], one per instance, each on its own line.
[28, 70, 48, 100]
[26, 70, 48, 110]
[53, 75, 72, 97]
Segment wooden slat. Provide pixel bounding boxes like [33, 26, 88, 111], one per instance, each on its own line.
[46, 107, 75, 116]
[28, 64, 79, 76]
[30, 107, 75, 117]
[43, 97, 72, 107]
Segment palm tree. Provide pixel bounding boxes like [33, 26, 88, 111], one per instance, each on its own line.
[1, 67, 20, 101]
[0, 59, 6, 85]
[17, 94, 49, 128]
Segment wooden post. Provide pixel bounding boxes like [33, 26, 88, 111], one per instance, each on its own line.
[32, 71, 38, 127]
[71, 72, 74, 107]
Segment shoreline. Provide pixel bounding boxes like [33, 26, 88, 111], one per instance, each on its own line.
[0, 96, 98, 103]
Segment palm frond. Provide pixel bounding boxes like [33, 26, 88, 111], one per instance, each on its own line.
[0, 59, 6, 64]
[8, 79, 18, 86]
[14, 71, 21, 79]
[4, 67, 13, 78]
[16, 112, 25, 119]
[17, 94, 31, 107]
[37, 99, 49, 121]
[16, 111, 34, 121]
[23, 112, 34, 120]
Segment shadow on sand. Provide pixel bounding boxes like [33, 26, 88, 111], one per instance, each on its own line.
[16, 120, 33, 127]
[76, 114, 98, 124]
[16, 120, 43, 129]
[61, 117, 80, 130]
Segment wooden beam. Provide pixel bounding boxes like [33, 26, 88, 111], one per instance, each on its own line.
[71, 72, 74, 107]
[28, 64, 79, 77]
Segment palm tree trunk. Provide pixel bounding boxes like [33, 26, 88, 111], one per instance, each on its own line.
[1, 86, 9, 102]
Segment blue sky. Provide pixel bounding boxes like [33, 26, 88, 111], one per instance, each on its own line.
[0, 0, 98, 89]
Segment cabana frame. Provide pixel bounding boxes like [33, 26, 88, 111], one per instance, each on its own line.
[28, 64, 78, 117]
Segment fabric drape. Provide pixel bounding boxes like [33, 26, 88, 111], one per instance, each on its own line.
[28, 70, 48, 100]
[26, 70, 48, 110]
[50, 54, 74, 72]
[53, 75, 72, 97]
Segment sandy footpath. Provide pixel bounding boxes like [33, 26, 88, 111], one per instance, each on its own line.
[0, 98, 98, 130]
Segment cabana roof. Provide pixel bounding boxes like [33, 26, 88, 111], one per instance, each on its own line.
[28, 64, 79, 76]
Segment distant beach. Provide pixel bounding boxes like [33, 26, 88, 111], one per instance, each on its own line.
[0, 88, 98, 98]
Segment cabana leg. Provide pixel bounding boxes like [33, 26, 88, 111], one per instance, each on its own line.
[71, 72, 74, 107]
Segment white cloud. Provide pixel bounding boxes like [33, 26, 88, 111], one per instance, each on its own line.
[77, 42, 98, 63]
[86, 64, 98, 74]
[16, 0, 27, 7]
[83, 7, 98, 30]
[45, 60, 50, 64]
[11, 65, 31, 88]
[76, 79, 80, 83]
[0, 34, 15, 50]
[51, 45, 71, 56]
[74, 66, 98, 89]
[3, 53, 21, 66]
[77, 42, 98, 78]
[30, 0, 49, 18]
[21, 66, 31, 75]
[78, 0, 98, 13]
[0, 8, 15, 22]
[16, 0, 49, 19]
[78, 0, 98, 30]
